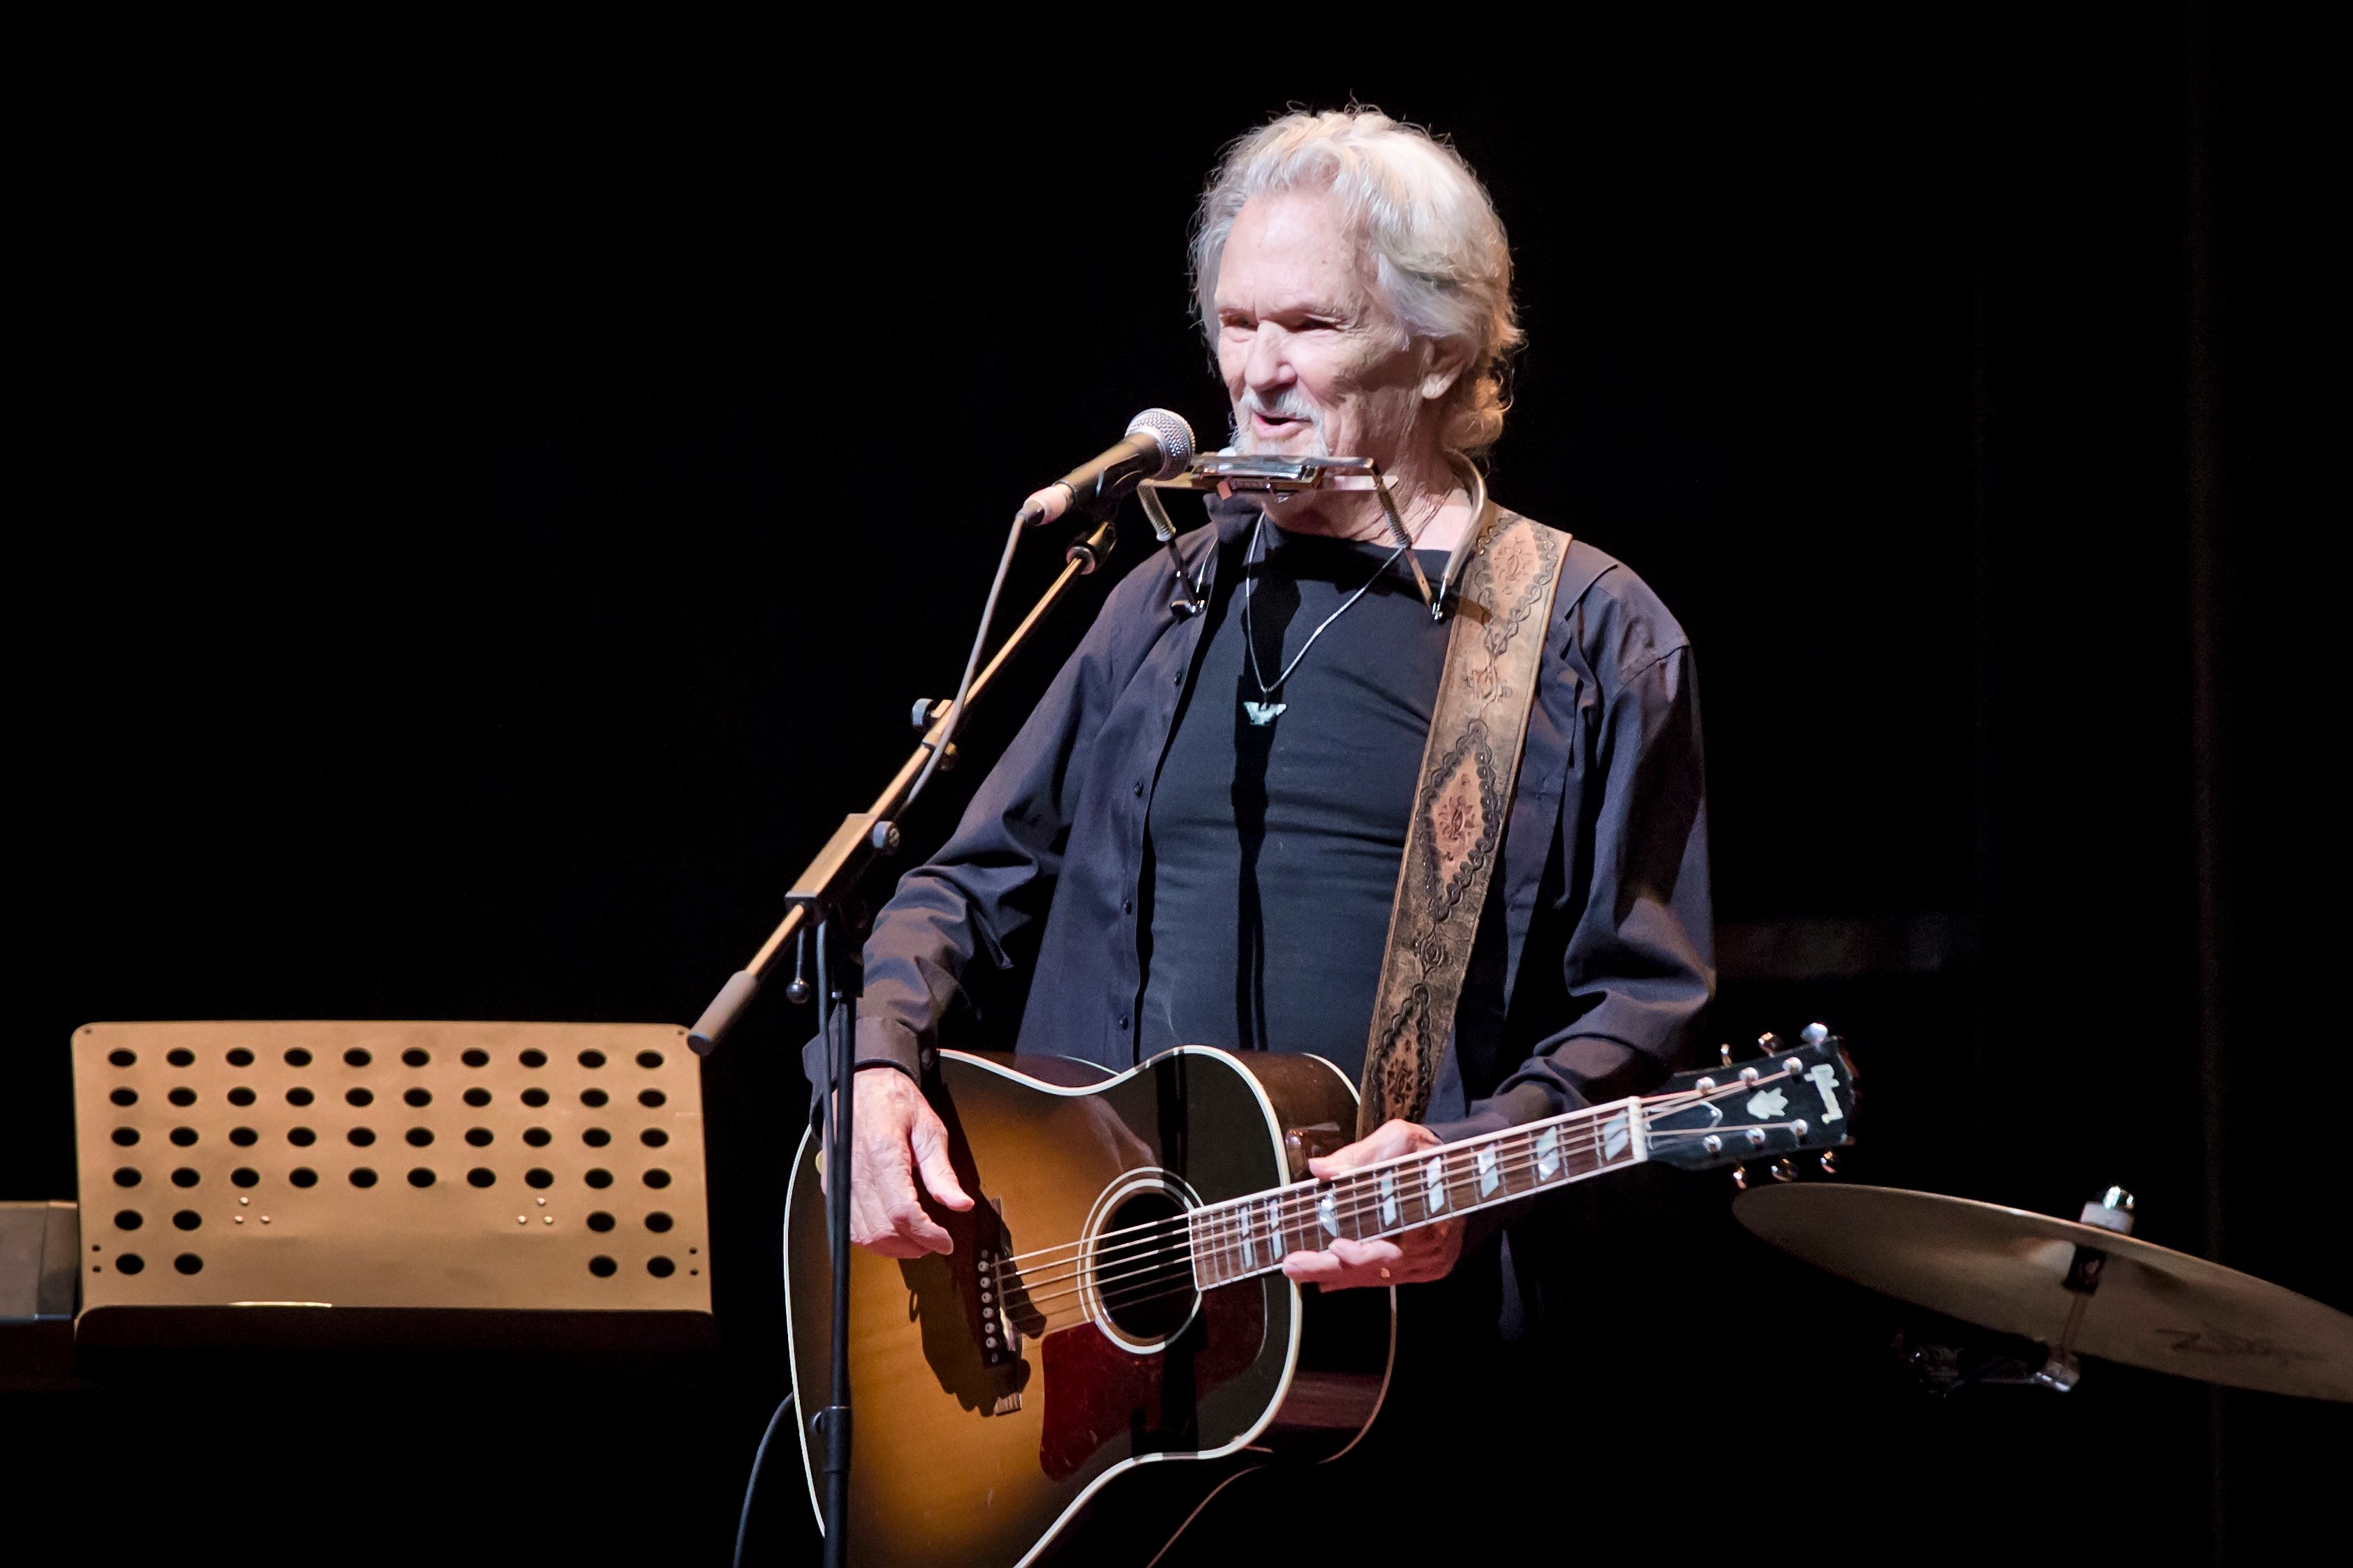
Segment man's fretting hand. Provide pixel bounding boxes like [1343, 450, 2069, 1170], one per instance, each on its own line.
[1280, 1119, 1464, 1291]
[821, 1066, 974, 1258]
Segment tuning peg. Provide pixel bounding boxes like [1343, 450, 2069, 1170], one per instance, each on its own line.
[1818, 1150, 1840, 1177]
[1800, 1022, 1831, 1046]
[1730, 1164, 1750, 1191]
[1756, 1032, 1783, 1055]
[1719, 1043, 1735, 1068]
[1770, 1158, 1797, 1183]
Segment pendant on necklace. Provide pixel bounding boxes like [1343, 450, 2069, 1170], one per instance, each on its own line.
[1242, 700, 1287, 726]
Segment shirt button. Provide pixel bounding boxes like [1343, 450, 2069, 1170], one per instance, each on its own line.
[1117, 1015, 1130, 1031]
[1122, 899, 1134, 915]
[1132, 779, 1144, 796]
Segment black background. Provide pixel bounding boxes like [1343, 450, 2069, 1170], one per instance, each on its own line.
[6, 8, 2338, 1564]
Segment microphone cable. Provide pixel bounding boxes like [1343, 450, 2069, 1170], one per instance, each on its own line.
[904, 512, 1026, 812]
[911, 409, 1187, 812]
[732, 1386, 799, 1568]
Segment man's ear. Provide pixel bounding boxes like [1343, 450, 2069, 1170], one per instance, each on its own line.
[1419, 337, 1472, 402]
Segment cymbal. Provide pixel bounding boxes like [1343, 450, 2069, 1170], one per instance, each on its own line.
[1736, 1184, 2353, 1402]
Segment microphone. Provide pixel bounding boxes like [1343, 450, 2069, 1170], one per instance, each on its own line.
[1017, 409, 1196, 526]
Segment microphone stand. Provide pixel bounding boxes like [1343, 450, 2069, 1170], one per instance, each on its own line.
[688, 512, 1120, 1567]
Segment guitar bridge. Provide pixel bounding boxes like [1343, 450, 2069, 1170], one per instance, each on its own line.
[979, 1246, 1023, 1366]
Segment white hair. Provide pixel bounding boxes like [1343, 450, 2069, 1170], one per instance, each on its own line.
[1192, 107, 1522, 456]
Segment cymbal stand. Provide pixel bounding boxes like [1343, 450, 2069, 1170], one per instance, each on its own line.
[1893, 1185, 2135, 1396]
[2031, 1185, 2137, 1392]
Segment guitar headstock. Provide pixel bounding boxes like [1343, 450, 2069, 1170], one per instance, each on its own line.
[1642, 1024, 1856, 1179]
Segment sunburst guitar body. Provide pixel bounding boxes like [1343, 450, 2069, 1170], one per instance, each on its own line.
[784, 1038, 1855, 1567]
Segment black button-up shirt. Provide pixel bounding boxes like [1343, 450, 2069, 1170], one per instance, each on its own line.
[810, 504, 1713, 1147]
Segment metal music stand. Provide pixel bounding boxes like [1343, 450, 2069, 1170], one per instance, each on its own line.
[70, 1020, 713, 1350]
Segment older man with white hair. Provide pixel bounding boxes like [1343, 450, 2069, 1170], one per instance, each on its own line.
[815, 104, 1710, 1518]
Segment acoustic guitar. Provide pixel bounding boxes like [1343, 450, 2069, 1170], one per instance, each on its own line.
[784, 1036, 1856, 1566]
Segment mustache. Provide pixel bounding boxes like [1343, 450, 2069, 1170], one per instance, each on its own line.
[1238, 388, 1321, 421]
[1230, 389, 1330, 453]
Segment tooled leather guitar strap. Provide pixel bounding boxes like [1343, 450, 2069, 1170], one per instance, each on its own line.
[1358, 505, 1570, 1135]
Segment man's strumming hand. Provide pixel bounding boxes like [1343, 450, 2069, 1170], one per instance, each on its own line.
[820, 1066, 974, 1258]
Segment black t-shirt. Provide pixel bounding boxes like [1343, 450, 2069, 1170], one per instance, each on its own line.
[1136, 520, 1451, 1077]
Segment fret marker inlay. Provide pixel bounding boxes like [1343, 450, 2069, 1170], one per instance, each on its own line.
[1318, 1190, 1339, 1239]
[1425, 1156, 1446, 1211]
[1535, 1125, 1561, 1179]
[1476, 1145, 1500, 1197]
[1379, 1170, 1399, 1227]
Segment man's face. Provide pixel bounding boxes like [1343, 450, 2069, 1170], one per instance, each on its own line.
[1214, 187, 1433, 467]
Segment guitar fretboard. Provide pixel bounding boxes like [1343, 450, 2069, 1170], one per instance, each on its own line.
[1186, 1098, 1649, 1289]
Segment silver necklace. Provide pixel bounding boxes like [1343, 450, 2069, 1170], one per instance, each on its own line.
[1238, 514, 1418, 726]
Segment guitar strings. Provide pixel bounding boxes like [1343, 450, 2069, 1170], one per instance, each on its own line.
[995, 1095, 1751, 1295]
[979, 1070, 1790, 1280]
[993, 1104, 1791, 1309]
[1009, 1128, 1626, 1318]
[999, 1126, 1619, 1301]
[1042, 1177, 1612, 1327]
[1000, 1118, 1790, 1322]
[1009, 1118, 1815, 1324]
[983, 1087, 1704, 1280]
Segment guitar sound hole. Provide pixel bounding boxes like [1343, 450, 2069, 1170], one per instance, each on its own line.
[1096, 1188, 1196, 1343]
